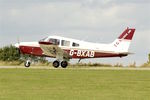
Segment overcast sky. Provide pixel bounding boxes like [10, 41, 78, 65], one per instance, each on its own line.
[0, 0, 150, 65]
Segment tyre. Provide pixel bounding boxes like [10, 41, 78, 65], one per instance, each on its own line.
[61, 61, 68, 68]
[24, 61, 31, 67]
[53, 60, 60, 68]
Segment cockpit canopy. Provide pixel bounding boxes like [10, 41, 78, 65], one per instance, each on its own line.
[39, 37, 60, 45]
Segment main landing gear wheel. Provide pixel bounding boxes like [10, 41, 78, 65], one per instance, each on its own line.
[24, 60, 31, 68]
[53, 60, 60, 68]
[61, 61, 68, 68]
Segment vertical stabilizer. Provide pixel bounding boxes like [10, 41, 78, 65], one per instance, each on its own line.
[111, 28, 135, 53]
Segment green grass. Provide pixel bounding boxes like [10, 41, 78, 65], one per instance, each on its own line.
[0, 69, 150, 100]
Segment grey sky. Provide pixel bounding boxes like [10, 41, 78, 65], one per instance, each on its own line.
[0, 0, 150, 65]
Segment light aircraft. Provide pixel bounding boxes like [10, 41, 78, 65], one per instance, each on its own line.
[15, 27, 135, 68]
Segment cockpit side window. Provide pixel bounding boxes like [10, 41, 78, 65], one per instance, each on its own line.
[61, 40, 70, 46]
[72, 42, 79, 47]
[49, 38, 60, 45]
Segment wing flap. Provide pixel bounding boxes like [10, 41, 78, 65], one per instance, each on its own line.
[40, 44, 70, 60]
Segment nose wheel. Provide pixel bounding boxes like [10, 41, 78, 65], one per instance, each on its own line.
[52, 60, 68, 68]
[24, 60, 31, 67]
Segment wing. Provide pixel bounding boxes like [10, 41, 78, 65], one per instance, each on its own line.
[40, 43, 71, 60]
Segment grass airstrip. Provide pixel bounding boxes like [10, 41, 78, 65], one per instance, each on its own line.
[0, 68, 150, 100]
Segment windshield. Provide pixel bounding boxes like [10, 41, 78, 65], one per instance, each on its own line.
[40, 37, 48, 42]
[39, 37, 60, 45]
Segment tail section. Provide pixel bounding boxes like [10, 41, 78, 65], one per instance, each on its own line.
[111, 27, 135, 53]
[118, 28, 135, 40]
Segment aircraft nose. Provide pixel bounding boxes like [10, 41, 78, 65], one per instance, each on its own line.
[14, 43, 20, 48]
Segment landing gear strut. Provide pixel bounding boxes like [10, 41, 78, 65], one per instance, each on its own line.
[52, 60, 68, 68]
[24, 60, 31, 67]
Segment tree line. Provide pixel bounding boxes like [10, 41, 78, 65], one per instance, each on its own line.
[0, 45, 20, 61]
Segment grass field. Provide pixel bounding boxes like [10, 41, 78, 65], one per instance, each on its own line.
[0, 68, 150, 100]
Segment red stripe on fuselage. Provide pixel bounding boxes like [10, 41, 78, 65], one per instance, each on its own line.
[19, 46, 127, 58]
[64, 49, 127, 58]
